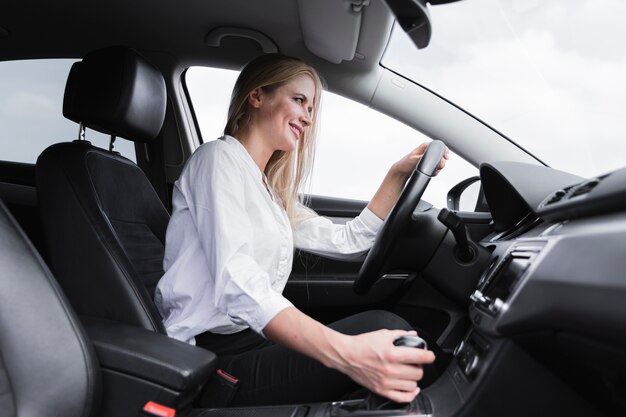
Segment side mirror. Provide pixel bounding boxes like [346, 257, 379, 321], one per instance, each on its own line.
[447, 176, 489, 212]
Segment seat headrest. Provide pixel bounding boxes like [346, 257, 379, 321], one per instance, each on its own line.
[63, 46, 167, 143]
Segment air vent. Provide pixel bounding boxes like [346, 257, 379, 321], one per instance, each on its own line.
[541, 174, 609, 208]
[543, 186, 573, 206]
[569, 175, 607, 198]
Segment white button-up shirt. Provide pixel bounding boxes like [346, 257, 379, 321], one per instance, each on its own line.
[155, 136, 382, 344]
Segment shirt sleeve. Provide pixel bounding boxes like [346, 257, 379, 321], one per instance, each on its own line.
[293, 204, 383, 261]
[184, 145, 292, 335]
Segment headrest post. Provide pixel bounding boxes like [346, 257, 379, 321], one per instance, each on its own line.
[77, 122, 86, 141]
[109, 135, 117, 152]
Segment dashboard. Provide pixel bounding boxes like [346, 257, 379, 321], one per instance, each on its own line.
[472, 161, 626, 344]
[448, 161, 626, 416]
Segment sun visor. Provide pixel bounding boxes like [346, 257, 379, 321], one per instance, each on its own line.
[297, 0, 370, 64]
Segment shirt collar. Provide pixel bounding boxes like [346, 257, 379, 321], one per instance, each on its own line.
[222, 135, 263, 183]
[222, 135, 278, 203]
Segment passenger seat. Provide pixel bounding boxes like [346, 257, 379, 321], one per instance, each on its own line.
[36, 46, 169, 333]
[0, 198, 101, 417]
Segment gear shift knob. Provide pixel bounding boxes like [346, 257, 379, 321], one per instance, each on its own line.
[393, 335, 427, 349]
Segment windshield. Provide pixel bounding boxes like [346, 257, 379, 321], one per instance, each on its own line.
[382, 0, 626, 178]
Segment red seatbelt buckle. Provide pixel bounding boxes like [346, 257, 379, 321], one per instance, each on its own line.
[217, 368, 239, 384]
[198, 369, 240, 407]
[142, 401, 176, 417]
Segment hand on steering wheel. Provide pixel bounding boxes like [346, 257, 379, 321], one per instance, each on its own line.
[354, 140, 447, 295]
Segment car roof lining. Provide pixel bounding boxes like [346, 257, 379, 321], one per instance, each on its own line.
[0, 0, 393, 93]
[0, 0, 427, 124]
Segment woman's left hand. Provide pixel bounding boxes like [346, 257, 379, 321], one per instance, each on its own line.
[367, 142, 449, 221]
[392, 142, 449, 180]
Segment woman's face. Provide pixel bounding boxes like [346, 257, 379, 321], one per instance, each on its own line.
[253, 74, 316, 152]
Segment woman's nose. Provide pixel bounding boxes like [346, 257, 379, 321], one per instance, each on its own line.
[300, 112, 311, 127]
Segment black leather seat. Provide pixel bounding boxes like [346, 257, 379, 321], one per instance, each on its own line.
[36, 46, 169, 333]
[0, 199, 101, 417]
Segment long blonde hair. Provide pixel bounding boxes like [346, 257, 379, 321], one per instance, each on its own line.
[225, 54, 322, 227]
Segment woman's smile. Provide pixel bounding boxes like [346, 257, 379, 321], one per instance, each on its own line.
[289, 122, 303, 141]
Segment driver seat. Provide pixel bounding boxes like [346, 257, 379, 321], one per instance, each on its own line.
[36, 46, 169, 333]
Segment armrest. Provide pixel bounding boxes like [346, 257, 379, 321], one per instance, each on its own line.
[82, 317, 216, 392]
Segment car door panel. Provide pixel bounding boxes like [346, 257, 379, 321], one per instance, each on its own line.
[285, 195, 405, 314]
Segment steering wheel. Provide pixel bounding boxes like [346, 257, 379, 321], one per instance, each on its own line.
[354, 140, 447, 295]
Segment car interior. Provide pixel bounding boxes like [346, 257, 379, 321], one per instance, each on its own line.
[1, 1, 625, 417]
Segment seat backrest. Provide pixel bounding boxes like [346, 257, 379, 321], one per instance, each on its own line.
[36, 46, 169, 333]
[0, 199, 101, 417]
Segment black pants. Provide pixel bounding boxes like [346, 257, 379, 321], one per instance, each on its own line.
[195, 310, 412, 407]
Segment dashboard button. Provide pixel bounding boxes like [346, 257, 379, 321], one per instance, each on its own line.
[464, 354, 481, 379]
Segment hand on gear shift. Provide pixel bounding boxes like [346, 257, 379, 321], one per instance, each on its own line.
[330, 335, 431, 416]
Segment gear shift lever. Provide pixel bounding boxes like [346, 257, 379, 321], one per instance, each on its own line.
[329, 336, 432, 417]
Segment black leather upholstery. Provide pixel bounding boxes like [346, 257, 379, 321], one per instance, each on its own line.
[83, 318, 216, 392]
[37, 142, 169, 332]
[36, 46, 169, 333]
[0, 200, 101, 417]
[63, 46, 166, 142]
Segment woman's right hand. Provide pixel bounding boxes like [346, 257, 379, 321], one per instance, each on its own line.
[333, 329, 436, 403]
[264, 307, 435, 403]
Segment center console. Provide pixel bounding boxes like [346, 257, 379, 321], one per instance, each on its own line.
[447, 243, 545, 386]
[420, 240, 602, 417]
[470, 243, 543, 323]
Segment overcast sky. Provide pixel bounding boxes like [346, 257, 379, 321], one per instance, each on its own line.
[384, 0, 626, 178]
[0, 60, 135, 161]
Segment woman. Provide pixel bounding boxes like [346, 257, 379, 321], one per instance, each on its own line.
[155, 54, 447, 407]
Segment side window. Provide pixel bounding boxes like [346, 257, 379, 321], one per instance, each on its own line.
[0, 59, 135, 163]
[185, 66, 477, 209]
[185, 66, 240, 141]
[310, 94, 478, 209]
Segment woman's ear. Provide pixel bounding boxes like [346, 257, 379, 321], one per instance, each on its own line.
[247, 87, 263, 109]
